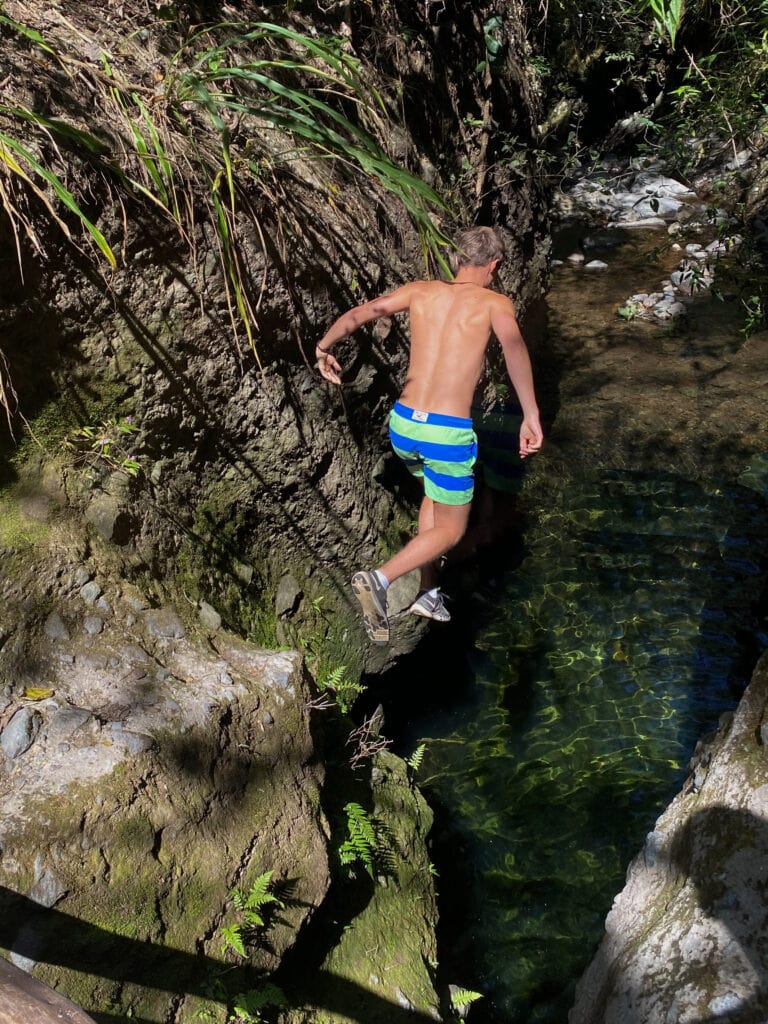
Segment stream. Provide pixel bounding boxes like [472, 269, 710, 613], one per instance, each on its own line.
[363, 224, 768, 1023]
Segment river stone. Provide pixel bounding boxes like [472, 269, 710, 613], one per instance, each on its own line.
[275, 574, 302, 617]
[43, 612, 70, 642]
[30, 865, 68, 909]
[143, 607, 185, 639]
[79, 581, 102, 605]
[198, 601, 222, 631]
[585, 260, 608, 271]
[1, 707, 42, 760]
[84, 494, 133, 545]
[0, 625, 333, 1024]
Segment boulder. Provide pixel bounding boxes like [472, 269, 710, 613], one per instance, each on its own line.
[570, 652, 768, 1024]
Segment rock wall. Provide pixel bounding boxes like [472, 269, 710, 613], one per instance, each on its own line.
[0, 0, 550, 679]
[0, 514, 441, 1022]
[570, 651, 768, 1024]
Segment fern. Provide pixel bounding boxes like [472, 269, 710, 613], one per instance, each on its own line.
[222, 870, 284, 956]
[338, 802, 376, 878]
[450, 987, 484, 1022]
[230, 982, 286, 1022]
[320, 664, 365, 714]
[406, 743, 427, 774]
[220, 924, 246, 958]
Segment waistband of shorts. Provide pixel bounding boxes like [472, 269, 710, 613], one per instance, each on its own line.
[393, 402, 473, 429]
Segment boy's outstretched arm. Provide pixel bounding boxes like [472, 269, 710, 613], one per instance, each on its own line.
[491, 302, 544, 458]
[315, 284, 416, 385]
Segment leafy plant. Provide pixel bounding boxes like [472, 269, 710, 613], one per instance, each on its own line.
[229, 982, 287, 1024]
[0, 11, 452, 412]
[320, 664, 365, 714]
[617, 300, 640, 321]
[338, 801, 377, 879]
[62, 416, 140, 479]
[221, 871, 284, 958]
[405, 742, 427, 777]
[741, 294, 766, 337]
[640, 0, 684, 48]
[449, 986, 484, 1023]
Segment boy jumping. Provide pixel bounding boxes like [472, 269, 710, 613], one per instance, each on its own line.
[315, 227, 543, 644]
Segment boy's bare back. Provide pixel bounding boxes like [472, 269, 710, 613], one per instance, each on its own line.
[396, 279, 516, 418]
[315, 230, 541, 458]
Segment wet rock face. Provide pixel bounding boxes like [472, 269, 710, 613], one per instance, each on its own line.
[570, 653, 768, 1024]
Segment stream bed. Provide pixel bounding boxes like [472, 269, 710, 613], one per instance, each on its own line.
[364, 224, 768, 1023]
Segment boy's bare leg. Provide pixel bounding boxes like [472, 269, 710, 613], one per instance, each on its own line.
[379, 499, 471, 585]
[416, 496, 439, 591]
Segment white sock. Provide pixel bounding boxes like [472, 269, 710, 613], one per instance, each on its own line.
[374, 570, 389, 589]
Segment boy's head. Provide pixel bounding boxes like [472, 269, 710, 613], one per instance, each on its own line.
[451, 226, 507, 273]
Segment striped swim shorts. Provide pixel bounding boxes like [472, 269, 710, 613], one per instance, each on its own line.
[389, 401, 478, 506]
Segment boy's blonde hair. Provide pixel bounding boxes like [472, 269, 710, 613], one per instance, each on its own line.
[451, 226, 506, 273]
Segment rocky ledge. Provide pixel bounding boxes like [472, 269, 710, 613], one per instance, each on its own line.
[0, 494, 439, 1023]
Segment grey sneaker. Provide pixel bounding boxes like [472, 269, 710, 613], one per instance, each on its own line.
[351, 570, 389, 645]
[409, 590, 451, 623]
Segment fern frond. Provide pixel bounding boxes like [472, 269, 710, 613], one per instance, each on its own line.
[450, 987, 484, 1010]
[338, 802, 377, 877]
[244, 870, 282, 910]
[406, 743, 426, 773]
[232, 981, 286, 1017]
[324, 665, 346, 689]
[221, 924, 246, 958]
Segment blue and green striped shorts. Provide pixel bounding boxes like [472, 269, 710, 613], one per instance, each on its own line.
[389, 402, 477, 506]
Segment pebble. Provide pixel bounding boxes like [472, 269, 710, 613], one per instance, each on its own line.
[96, 597, 112, 615]
[1, 707, 41, 760]
[79, 581, 102, 605]
[44, 612, 70, 643]
[83, 616, 104, 636]
[144, 608, 185, 639]
[220, 671, 233, 686]
[262, 711, 274, 725]
[74, 568, 91, 587]
[585, 260, 608, 270]
[198, 601, 222, 631]
[567, 252, 585, 264]
[709, 993, 746, 1016]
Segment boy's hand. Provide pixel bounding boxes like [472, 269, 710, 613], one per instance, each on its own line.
[519, 415, 543, 458]
[316, 349, 343, 385]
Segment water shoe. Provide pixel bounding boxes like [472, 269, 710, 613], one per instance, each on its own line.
[408, 590, 451, 623]
[351, 570, 389, 645]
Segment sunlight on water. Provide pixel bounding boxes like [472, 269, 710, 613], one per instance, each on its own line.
[418, 472, 768, 1023]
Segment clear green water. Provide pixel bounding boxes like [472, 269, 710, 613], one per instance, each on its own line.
[372, 225, 768, 1023]
[407, 471, 768, 1023]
